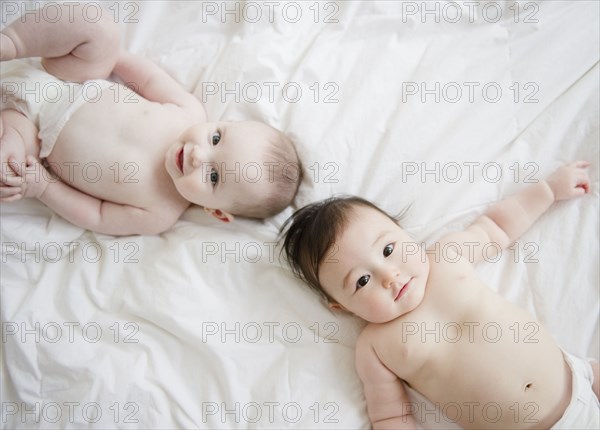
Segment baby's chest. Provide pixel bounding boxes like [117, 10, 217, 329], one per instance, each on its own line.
[50, 131, 159, 187]
[49, 121, 184, 207]
[371, 317, 441, 381]
[58, 92, 183, 150]
[376, 280, 489, 372]
[54, 94, 182, 162]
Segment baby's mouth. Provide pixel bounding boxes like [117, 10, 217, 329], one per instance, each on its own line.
[176, 148, 184, 173]
[395, 278, 413, 301]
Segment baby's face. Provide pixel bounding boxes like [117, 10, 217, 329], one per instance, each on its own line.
[318, 206, 430, 323]
[165, 121, 273, 212]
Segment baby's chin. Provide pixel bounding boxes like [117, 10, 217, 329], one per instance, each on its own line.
[164, 160, 177, 183]
[364, 313, 402, 324]
[164, 145, 182, 179]
[365, 299, 425, 324]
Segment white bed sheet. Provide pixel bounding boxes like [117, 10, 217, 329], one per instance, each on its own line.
[1, 1, 598, 428]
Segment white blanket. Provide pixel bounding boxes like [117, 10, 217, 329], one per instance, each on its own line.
[1, 1, 598, 428]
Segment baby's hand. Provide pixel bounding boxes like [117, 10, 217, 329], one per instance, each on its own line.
[1, 158, 22, 202]
[546, 161, 591, 201]
[0, 155, 50, 202]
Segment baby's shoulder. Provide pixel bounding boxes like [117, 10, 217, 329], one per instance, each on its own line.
[136, 191, 190, 229]
[138, 206, 186, 234]
[149, 195, 189, 216]
[355, 319, 429, 378]
[427, 237, 478, 276]
[356, 319, 408, 350]
[354, 325, 390, 368]
[355, 323, 382, 351]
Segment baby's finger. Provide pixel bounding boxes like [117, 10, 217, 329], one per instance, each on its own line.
[0, 163, 16, 183]
[0, 173, 14, 185]
[6, 157, 23, 176]
[25, 155, 40, 167]
[0, 189, 21, 199]
[1, 175, 23, 187]
[0, 184, 21, 193]
[573, 184, 588, 196]
[578, 177, 590, 194]
[0, 192, 23, 202]
[0, 185, 22, 197]
[572, 160, 590, 169]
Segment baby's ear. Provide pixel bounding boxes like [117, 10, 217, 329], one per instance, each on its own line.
[203, 207, 234, 223]
[327, 301, 348, 312]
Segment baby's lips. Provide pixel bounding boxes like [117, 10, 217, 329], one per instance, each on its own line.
[176, 148, 184, 173]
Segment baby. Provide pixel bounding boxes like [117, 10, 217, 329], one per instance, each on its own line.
[0, 3, 301, 235]
[281, 161, 598, 429]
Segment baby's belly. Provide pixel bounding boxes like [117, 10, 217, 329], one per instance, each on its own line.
[392, 295, 571, 429]
[48, 133, 151, 205]
[46, 87, 185, 205]
[419, 339, 569, 428]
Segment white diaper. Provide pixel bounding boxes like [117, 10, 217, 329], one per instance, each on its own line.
[551, 351, 599, 429]
[1, 59, 111, 158]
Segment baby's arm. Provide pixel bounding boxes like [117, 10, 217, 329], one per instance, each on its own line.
[441, 161, 590, 262]
[6, 156, 176, 236]
[355, 334, 419, 429]
[113, 52, 206, 120]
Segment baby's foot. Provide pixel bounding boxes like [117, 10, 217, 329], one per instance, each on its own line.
[0, 33, 17, 61]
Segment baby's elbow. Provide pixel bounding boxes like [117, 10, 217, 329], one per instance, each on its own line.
[372, 414, 417, 430]
[97, 206, 177, 236]
[136, 223, 172, 236]
[129, 216, 177, 236]
[477, 215, 512, 249]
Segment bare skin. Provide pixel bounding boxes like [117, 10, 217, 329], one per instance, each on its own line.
[1, 4, 280, 235]
[319, 162, 597, 429]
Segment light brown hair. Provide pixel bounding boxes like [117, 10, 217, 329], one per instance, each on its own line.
[231, 126, 303, 219]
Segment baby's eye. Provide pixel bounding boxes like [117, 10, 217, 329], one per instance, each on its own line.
[212, 131, 221, 146]
[210, 169, 219, 186]
[383, 243, 394, 257]
[356, 275, 370, 289]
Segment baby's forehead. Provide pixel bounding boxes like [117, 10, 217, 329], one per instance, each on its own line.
[226, 120, 275, 139]
[221, 171, 276, 208]
[347, 203, 397, 225]
[222, 171, 271, 194]
[331, 205, 399, 245]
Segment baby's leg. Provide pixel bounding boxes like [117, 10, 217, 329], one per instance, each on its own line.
[0, 109, 40, 202]
[0, 3, 120, 82]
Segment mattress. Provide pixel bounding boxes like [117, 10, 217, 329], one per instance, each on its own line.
[1, 1, 598, 428]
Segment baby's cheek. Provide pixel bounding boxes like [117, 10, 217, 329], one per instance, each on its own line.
[365, 298, 387, 322]
[405, 249, 427, 272]
[176, 177, 201, 199]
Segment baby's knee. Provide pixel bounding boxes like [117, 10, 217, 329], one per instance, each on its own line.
[42, 16, 120, 81]
[27, 3, 121, 82]
[79, 10, 121, 76]
[0, 32, 17, 61]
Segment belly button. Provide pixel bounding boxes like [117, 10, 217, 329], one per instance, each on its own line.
[524, 382, 533, 391]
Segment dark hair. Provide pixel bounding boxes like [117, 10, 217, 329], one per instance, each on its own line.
[231, 125, 303, 219]
[279, 196, 399, 301]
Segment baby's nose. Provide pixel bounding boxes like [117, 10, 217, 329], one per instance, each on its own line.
[190, 145, 204, 167]
[382, 271, 399, 289]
